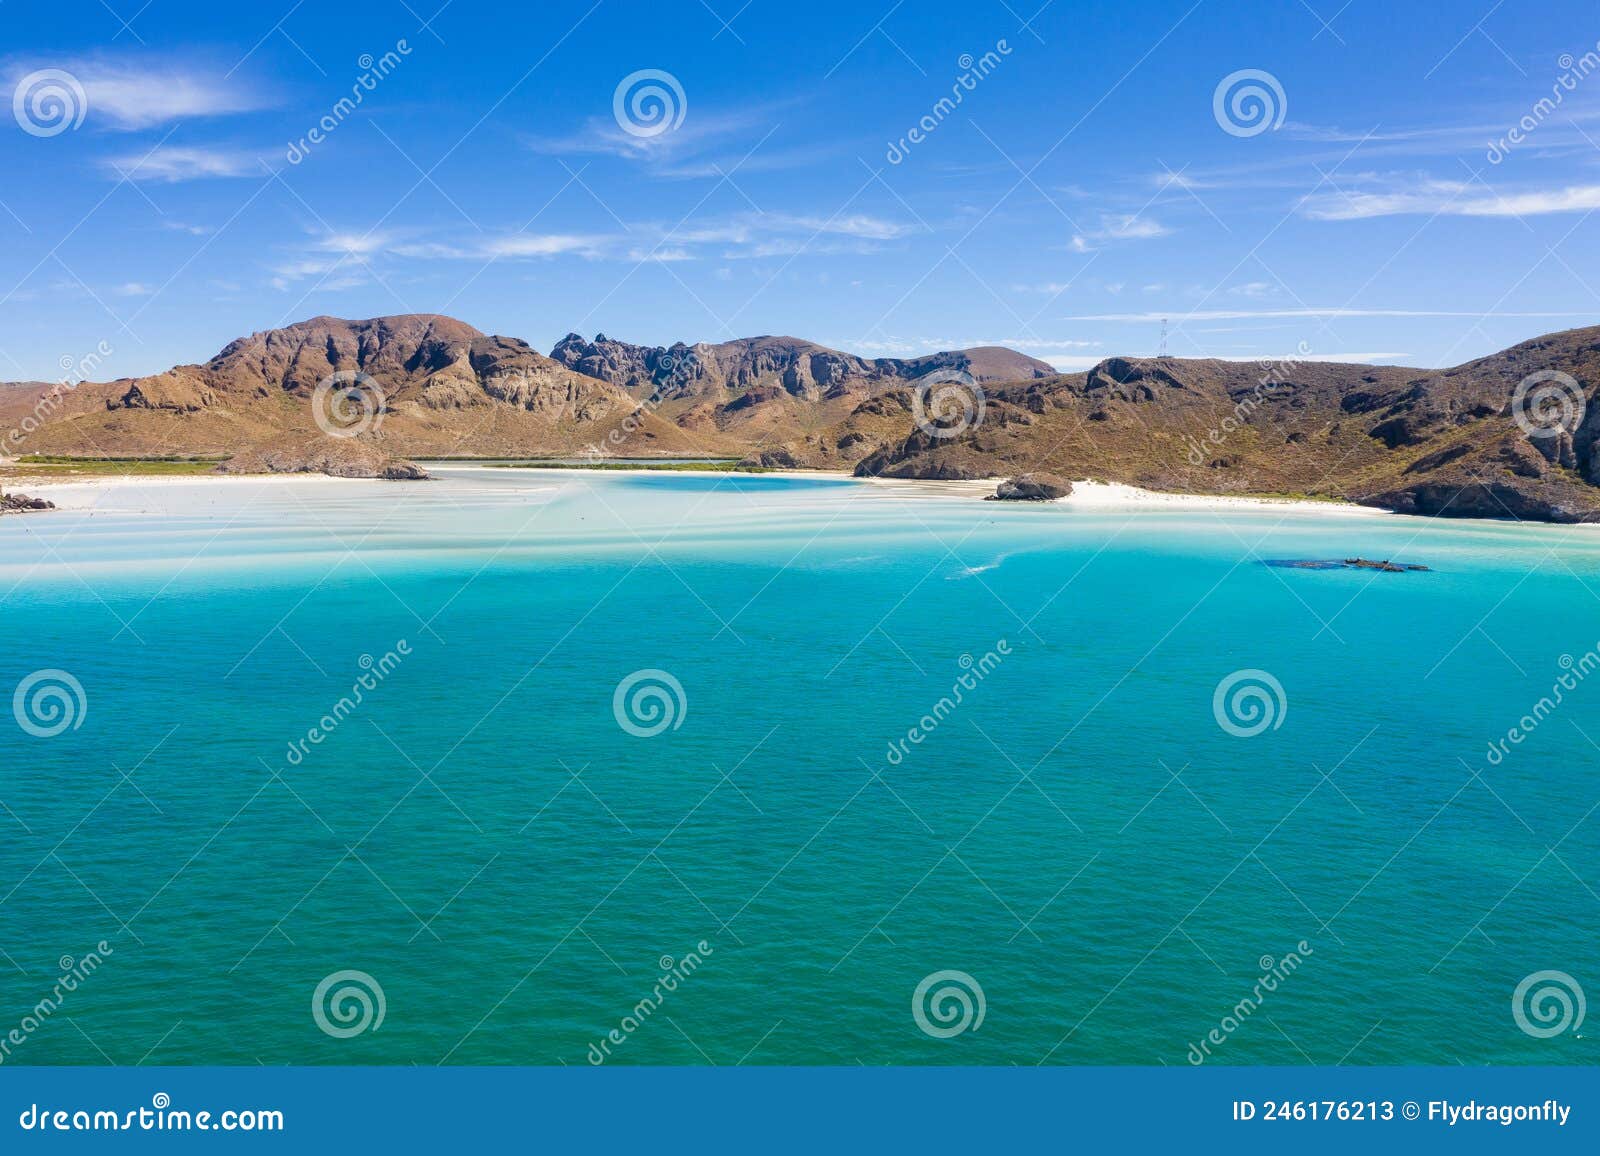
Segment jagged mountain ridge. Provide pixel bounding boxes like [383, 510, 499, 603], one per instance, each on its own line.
[5, 313, 1600, 522]
[545, 331, 1055, 469]
[6, 314, 737, 464]
[548, 332, 1054, 402]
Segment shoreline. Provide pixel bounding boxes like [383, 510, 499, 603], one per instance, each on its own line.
[428, 463, 1386, 515]
[1058, 479, 1385, 517]
[6, 465, 1598, 533]
[7, 463, 1383, 519]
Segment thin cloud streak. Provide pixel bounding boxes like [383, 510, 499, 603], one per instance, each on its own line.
[104, 146, 261, 182]
[1304, 182, 1600, 220]
[1065, 309, 1599, 322]
[5, 56, 273, 130]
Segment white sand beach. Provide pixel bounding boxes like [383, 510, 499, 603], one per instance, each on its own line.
[858, 473, 1384, 516]
[7, 465, 1386, 519]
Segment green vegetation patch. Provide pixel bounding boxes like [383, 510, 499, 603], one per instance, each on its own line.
[7, 455, 224, 476]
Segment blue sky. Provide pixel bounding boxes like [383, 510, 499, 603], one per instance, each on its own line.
[2, 0, 1600, 382]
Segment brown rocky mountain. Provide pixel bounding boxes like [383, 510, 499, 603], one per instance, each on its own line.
[546, 331, 1053, 468]
[6, 313, 1600, 522]
[856, 325, 1600, 522]
[548, 332, 1054, 400]
[5, 314, 739, 469]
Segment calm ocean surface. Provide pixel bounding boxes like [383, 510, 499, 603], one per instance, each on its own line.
[1, 468, 1595, 1065]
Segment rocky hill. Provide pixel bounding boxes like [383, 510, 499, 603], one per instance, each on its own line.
[6, 315, 737, 473]
[546, 332, 1054, 468]
[6, 313, 1600, 522]
[856, 326, 1600, 522]
[548, 332, 1053, 400]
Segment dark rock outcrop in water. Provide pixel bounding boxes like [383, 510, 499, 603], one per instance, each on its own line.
[1264, 558, 1431, 573]
[1, 492, 55, 513]
[990, 473, 1071, 500]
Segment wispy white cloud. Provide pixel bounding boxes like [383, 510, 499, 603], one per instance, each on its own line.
[848, 336, 1100, 356]
[529, 101, 821, 178]
[1107, 217, 1168, 240]
[1065, 308, 1597, 322]
[269, 255, 370, 293]
[646, 210, 917, 260]
[790, 212, 914, 241]
[481, 234, 608, 258]
[1304, 181, 1600, 220]
[277, 207, 916, 285]
[1282, 122, 1458, 144]
[1070, 213, 1170, 252]
[314, 232, 392, 257]
[674, 211, 915, 248]
[1042, 350, 1408, 371]
[104, 145, 259, 182]
[625, 247, 696, 263]
[285, 230, 613, 277]
[6, 56, 272, 130]
[272, 257, 356, 281]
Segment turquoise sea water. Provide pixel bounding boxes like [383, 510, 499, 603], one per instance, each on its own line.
[1, 468, 1595, 1066]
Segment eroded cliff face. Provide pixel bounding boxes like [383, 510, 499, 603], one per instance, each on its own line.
[549, 332, 1053, 401]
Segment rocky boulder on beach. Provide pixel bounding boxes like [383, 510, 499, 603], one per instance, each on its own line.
[990, 473, 1072, 501]
[217, 436, 429, 480]
[1, 492, 55, 513]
